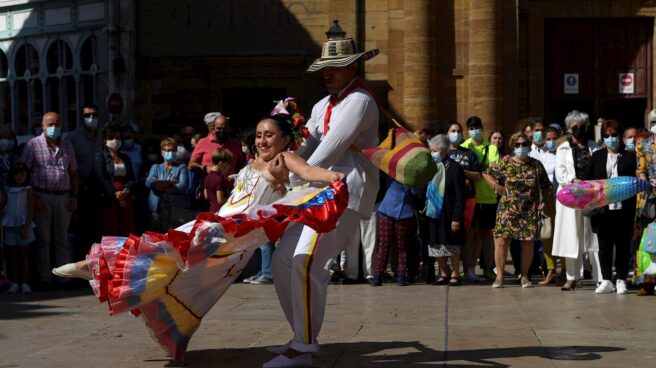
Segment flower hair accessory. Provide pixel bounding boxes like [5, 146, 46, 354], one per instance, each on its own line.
[270, 97, 309, 150]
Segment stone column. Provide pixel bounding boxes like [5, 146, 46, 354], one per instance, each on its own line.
[403, 0, 435, 130]
[468, 0, 503, 130]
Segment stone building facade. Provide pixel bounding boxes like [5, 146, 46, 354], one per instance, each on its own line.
[2, 0, 655, 138]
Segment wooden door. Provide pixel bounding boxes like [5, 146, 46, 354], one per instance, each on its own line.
[545, 18, 653, 127]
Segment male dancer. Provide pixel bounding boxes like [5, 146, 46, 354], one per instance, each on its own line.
[265, 22, 380, 368]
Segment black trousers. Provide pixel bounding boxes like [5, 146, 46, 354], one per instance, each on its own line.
[596, 208, 634, 281]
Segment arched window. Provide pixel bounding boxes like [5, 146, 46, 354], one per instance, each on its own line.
[46, 40, 75, 130]
[0, 50, 9, 126]
[80, 36, 98, 111]
[13, 43, 41, 135]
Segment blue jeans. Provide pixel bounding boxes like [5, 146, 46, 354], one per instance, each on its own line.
[260, 242, 275, 280]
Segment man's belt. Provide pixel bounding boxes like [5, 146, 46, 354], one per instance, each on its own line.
[34, 188, 71, 195]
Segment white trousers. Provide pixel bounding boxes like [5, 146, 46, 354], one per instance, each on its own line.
[341, 211, 378, 280]
[565, 250, 601, 282]
[272, 209, 361, 353]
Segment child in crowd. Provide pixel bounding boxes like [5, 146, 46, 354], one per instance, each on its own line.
[204, 148, 232, 213]
[3, 162, 35, 293]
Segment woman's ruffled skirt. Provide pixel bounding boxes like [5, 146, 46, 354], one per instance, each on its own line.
[85, 182, 348, 361]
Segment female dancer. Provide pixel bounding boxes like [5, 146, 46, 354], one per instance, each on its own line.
[53, 104, 347, 362]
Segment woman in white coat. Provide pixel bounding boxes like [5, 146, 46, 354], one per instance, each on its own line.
[552, 110, 600, 291]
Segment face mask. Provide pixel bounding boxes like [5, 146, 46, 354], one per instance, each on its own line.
[215, 130, 226, 140]
[162, 151, 176, 163]
[604, 136, 620, 149]
[147, 153, 158, 162]
[571, 125, 587, 140]
[83, 117, 98, 130]
[514, 146, 529, 158]
[176, 146, 187, 159]
[625, 138, 635, 151]
[45, 126, 61, 140]
[545, 140, 556, 152]
[123, 139, 134, 149]
[448, 132, 462, 144]
[431, 151, 442, 164]
[106, 139, 121, 150]
[532, 131, 544, 145]
[469, 128, 483, 141]
[242, 145, 250, 154]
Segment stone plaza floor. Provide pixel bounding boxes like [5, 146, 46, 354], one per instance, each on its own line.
[1, 279, 655, 367]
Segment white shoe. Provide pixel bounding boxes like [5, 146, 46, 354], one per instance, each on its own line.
[262, 353, 313, 368]
[7, 283, 19, 293]
[243, 275, 259, 284]
[52, 263, 92, 280]
[266, 342, 319, 357]
[616, 279, 628, 294]
[20, 283, 32, 294]
[595, 280, 615, 294]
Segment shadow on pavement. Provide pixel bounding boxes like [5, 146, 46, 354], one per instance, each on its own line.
[182, 341, 624, 367]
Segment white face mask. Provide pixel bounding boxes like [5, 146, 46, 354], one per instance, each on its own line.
[106, 139, 121, 151]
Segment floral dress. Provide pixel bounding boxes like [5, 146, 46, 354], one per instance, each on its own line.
[485, 157, 552, 240]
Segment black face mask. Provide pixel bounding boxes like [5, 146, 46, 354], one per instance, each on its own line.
[215, 131, 227, 140]
[571, 125, 587, 141]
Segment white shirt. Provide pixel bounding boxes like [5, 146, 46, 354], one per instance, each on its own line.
[530, 143, 556, 184]
[114, 163, 127, 177]
[295, 79, 380, 216]
[606, 152, 621, 210]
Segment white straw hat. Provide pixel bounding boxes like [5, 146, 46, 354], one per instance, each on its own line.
[307, 20, 379, 72]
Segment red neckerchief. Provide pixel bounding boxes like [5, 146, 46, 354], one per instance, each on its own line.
[323, 77, 376, 136]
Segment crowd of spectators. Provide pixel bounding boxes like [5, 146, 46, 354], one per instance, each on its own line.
[1, 106, 654, 297]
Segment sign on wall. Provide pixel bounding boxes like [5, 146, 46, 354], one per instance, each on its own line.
[619, 73, 634, 94]
[564, 73, 579, 94]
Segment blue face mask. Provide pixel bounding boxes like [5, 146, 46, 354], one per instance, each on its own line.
[625, 138, 635, 151]
[83, 117, 98, 130]
[514, 146, 530, 158]
[545, 140, 556, 152]
[123, 139, 134, 149]
[532, 131, 544, 145]
[431, 151, 442, 164]
[604, 136, 620, 149]
[448, 132, 462, 144]
[469, 128, 483, 141]
[162, 151, 176, 163]
[45, 126, 61, 140]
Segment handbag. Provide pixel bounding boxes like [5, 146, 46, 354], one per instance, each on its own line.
[642, 221, 656, 254]
[535, 162, 552, 240]
[539, 212, 552, 240]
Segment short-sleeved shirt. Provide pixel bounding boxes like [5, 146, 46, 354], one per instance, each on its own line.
[64, 128, 99, 186]
[204, 171, 228, 213]
[22, 134, 77, 191]
[461, 138, 500, 204]
[448, 146, 480, 198]
[190, 135, 243, 177]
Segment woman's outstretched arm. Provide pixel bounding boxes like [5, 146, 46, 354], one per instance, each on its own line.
[268, 152, 344, 184]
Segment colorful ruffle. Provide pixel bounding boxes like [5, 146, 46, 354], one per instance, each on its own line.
[85, 181, 348, 361]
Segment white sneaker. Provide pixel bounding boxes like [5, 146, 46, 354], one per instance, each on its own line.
[20, 283, 32, 294]
[52, 263, 92, 280]
[595, 280, 615, 294]
[7, 283, 19, 293]
[262, 353, 313, 368]
[616, 279, 628, 294]
[243, 275, 259, 284]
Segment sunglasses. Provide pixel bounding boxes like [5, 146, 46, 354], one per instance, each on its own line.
[602, 133, 618, 138]
[83, 112, 99, 118]
[514, 142, 529, 148]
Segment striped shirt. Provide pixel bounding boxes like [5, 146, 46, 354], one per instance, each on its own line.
[21, 134, 77, 191]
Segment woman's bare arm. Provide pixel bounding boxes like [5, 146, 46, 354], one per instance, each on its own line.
[268, 152, 344, 184]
